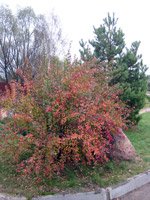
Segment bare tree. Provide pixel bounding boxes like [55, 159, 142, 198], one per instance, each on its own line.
[0, 5, 67, 82]
[0, 6, 15, 82]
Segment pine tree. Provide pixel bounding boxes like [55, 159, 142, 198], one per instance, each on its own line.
[79, 13, 148, 125]
[79, 39, 93, 62]
[90, 13, 125, 69]
[117, 41, 147, 123]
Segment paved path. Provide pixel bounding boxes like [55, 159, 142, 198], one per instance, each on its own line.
[114, 183, 150, 200]
[139, 107, 150, 114]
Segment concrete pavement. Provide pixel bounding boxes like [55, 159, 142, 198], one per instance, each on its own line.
[116, 183, 150, 200]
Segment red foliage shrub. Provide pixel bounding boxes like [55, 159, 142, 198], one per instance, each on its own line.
[0, 82, 10, 95]
[0, 61, 128, 178]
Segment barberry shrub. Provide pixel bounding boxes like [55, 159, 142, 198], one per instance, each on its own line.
[0, 61, 128, 178]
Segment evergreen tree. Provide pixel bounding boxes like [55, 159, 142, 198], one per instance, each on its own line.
[90, 13, 125, 70]
[79, 39, 93, 62]
[147, 75, 150, 91]
[79, 13, 147, 125]
[115, 41, 147, 123]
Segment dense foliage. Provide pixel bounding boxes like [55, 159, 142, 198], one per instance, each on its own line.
[147, 75, 150, 91]
[80, 13, 147, 125]
[0, 61, 128, 178]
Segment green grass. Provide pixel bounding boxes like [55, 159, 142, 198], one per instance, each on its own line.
[0, 113, 149, 199]
[126, 113, 150, 162]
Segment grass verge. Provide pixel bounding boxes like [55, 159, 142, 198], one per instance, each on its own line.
[126, 112, 150, 162]
[0, 113, 149, 199]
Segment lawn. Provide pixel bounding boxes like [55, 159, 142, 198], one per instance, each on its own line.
[0, 113, 149, 199]
[126, 112, 150, 162]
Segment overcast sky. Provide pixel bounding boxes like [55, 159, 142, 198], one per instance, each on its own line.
[0, 0, 150, 74]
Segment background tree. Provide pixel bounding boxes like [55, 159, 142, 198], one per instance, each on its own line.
[0, 5, 15, 82]
[0, 5, 66, 82]
[79, 13, 147, 125]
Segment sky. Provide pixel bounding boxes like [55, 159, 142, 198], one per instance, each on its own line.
[0, 0, 150, 74]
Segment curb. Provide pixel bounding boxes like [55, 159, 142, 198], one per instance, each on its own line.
[32, 170, 150, 200]
[32, 189, 107, 200]
[107, 170, 150, 199]
[0, 170, 149, 200]
[0, 194, 26, 200]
